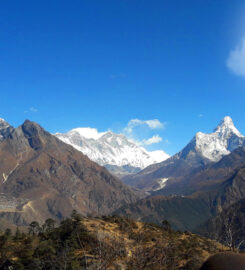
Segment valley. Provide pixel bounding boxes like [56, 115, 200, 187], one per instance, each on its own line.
[1, 2, 245, 268]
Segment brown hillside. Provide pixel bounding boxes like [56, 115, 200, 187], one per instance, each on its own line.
[0, 120, 138, 226]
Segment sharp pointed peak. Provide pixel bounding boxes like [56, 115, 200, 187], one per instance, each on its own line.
[219, 116, 234, 126]
[213, 116, 243, 137]
[21, 120, 46, 137]
[23, 119, 32, 125]
[22, 119, 41, 128]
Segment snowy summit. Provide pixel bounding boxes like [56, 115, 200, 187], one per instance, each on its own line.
[55, 127, 169, 172]
[195, 116, 245, 162]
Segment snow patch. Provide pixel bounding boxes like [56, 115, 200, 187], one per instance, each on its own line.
[2, 162, 19, 183]
[153, 178, 169, 191]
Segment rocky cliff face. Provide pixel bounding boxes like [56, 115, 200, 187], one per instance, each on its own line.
[0, 120, 139, 226]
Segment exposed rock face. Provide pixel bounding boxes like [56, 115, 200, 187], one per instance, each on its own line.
[0, 120, 139, 226]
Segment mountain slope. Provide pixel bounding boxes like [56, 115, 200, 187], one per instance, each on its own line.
[55, 128, 169, 176]
[123, 116, 245, 191]
[153, 146, 245, 196]
[116, 147, 245, 231]
[114, 195, 213, 231]
[0, 215, 227, 270]
[0, 120, 139, 226]
[198, 198, 245, 250]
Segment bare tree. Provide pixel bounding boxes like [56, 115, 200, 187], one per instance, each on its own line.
[222, 212, 244, 251]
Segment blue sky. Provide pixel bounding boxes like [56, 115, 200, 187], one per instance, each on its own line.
[1, 0, 245, 155]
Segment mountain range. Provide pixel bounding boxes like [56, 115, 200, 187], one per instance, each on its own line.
[115, 146, 245, 231]
[123, 116, 245, 192]
[0, 115, 245, 243]
[113, 116, 245, 235]
[0, 119, 138, 226]
[55, 127, 169, 177]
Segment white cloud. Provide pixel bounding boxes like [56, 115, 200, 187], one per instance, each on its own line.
[145, 119, 164, 129]
[60, 118, 166, 149]
[30, 107, 38, 112]
[70, 127, 106, 139]
[141, 135, 163, 145]
[124, 118, 165, 134]
[227, 38, 245, 77]
[24, 107, 38, 113]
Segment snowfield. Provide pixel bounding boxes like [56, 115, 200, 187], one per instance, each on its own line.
[56, 128, 169, 169]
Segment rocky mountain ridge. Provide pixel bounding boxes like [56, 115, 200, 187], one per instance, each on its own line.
[115, 146, 245, 231]
[0, 120, 139, 226]
[56, 127, 169, 176]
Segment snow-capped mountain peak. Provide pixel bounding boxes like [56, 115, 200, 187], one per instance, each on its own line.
[0, 118, 13, 142]
[194, 116, 245, 162]
[55, 129, 169, 172]
[213, 116, 243, 138]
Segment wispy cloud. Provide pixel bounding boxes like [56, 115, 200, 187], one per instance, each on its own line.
[141, 135, 162, 145]
[227, 38, 245, 77]
[124, 118, 165, 134]
[24, 107, 38, 113]
[198, 114, 204, 118]
[122, 118, 166, 147]
[59, 118, 167, 149]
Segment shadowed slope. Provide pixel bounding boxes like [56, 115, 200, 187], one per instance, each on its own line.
[115, 149, 245, 231]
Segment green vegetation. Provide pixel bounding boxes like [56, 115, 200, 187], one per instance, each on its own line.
[0, 212, 228, 270]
